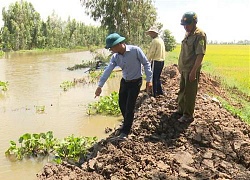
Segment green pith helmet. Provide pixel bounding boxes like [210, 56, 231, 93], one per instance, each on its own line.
[180, 11, 198, 25]
[105, 33, 125, 49]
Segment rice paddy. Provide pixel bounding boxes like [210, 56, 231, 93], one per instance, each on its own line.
[203, 45, 250, 95]
[167, 44, 250, 96]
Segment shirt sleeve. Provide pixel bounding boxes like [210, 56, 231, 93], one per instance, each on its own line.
[97, 56, 116, 87]
[195, 34, 207, 55]
[137, 47, 153, 82]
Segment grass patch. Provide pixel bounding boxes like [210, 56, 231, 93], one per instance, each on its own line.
[218, 97, 250, 124]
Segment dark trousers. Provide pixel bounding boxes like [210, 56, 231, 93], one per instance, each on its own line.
[152, 60, 164, 96]
[177, 71, 201, 117]
[119, 78, 142, 135]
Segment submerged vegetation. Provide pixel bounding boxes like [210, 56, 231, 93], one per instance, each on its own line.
[87, 91, 121, 116]
[67, 50, 111, 71]
[0, 81, 8, 91]
[67, 62, 91, 71]
[35, 105, 45, 113]
[61, 50, 116, 91]
[5, 131, 97, 165]
[60, 81, 76, 91]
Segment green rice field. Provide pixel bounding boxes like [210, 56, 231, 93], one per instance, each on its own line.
[203, 45, 250, 95]
[168, 44, 250, 96]
[166, 44, 250, 123]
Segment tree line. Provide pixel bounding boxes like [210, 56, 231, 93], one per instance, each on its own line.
[0, 0, 176, 52]
[0, 0, 107, 51]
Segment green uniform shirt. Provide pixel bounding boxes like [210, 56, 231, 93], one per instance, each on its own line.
[147, 36, 166, 61]
[178, 27, 207, 72]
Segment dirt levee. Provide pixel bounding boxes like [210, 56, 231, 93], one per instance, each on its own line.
[37, 64, 250, 180]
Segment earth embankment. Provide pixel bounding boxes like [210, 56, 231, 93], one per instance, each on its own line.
[37, 64, 250, 180]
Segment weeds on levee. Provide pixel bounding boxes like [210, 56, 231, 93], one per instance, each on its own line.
[87, 91, 121, 116]
[5, 131, 97, 165]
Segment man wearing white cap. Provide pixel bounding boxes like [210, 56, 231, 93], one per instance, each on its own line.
[146, 26, 166, 97]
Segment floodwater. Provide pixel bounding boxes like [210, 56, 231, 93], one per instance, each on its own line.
[0, 50, 122, 180]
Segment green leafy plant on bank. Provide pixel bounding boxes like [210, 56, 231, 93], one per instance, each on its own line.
[0, 81, 8, 91]
[87, 91, 121, 116]
[53, 135, 97, 164]
[5, 131, 97, 165]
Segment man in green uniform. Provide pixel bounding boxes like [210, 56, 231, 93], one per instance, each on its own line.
[177, 11, 207, 122]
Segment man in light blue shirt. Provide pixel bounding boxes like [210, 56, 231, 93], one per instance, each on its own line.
[95, 33, 152, 140]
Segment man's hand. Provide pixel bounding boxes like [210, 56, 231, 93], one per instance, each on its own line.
[146, 82, 152, 93]
[95, 87, 102, 98]
[189, 70, 197, 82]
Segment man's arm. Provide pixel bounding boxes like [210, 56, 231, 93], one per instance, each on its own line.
[189, 54, 204, 81]
[95, 58, 116, 97]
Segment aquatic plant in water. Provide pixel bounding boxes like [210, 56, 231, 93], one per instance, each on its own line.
[87, 91, 121, 116]
[0, 81, 8, 91]
[60, 81, 76, 91]
[5, 131, 97, 165]
[35, 105, 45, 113]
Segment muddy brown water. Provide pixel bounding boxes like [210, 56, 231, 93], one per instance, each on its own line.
[0, 50, 122, 180]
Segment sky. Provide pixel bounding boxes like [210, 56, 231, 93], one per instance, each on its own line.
[0, 0, 249, 43]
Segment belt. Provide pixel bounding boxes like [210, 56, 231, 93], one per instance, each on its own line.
[124, 77, 142, 83]
[152, 60, 164, 62]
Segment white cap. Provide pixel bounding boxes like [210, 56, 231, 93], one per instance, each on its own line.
[146, 26, 159, 34]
